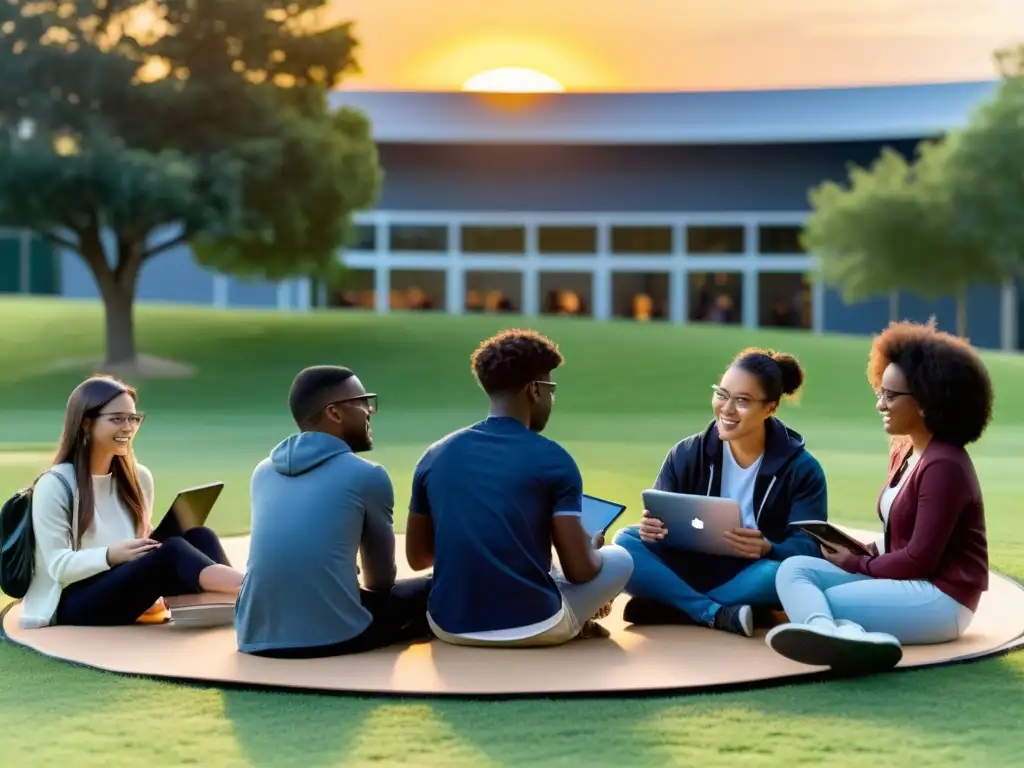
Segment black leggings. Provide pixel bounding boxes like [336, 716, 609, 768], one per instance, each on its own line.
[251, 576, 434, 659]
[56, 526, 231, 626]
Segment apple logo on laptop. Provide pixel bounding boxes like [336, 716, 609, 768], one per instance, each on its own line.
[691, 517, 704, 530]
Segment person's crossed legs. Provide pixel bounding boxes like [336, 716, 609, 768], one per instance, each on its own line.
[253, 576, 434, 659]
[431, 544, 634, 648]
[766, 555, 971, 675]
[552, 543, 634, 640]
[612, 524, 779, 637]
[56, 527, 236, 626]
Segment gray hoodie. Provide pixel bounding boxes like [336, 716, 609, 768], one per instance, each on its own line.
[234, 431, 397, 653]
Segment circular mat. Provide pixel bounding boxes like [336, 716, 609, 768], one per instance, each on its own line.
[3, 530, 1023, 698]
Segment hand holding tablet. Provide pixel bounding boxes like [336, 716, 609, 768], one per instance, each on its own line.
[791, 520, 873, 557]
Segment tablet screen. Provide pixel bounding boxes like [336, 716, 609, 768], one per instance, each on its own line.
[580, 495, 626, 537]
[152, 483, 225, 541]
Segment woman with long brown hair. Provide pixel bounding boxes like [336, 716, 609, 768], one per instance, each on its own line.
[19, 375, 243, 629]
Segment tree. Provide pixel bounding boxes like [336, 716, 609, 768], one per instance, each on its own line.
[0, 1, 382, 367]
[803, 47, 1024, 339]
[939, 59, 1024, 280]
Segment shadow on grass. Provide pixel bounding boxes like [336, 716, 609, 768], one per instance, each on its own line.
[213, 651, 1024, 767]
[221, 689, 369, 768]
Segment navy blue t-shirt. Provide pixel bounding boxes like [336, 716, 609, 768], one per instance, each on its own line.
[409, 416, 584, 635]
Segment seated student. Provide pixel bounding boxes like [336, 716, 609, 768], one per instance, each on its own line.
[235, 365, 432, 658]
[20, 375, 242, 629]
[612, 348, 828, 637]
[405, 329, 634, 647]
[767, 321, 992, 675]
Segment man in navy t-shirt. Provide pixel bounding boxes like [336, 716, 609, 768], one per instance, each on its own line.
[405, 329, 634, 646]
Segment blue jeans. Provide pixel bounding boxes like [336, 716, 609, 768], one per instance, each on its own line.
[775, 555, 975, 645]
[612, 525, 780, 625]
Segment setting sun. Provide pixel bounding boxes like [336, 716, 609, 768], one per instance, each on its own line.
[462, 67, 565, 93]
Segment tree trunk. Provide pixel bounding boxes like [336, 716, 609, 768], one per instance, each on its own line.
[956, 290, 968, 339]
[80, 231, 144, 366]
[99, 280, 138, 364]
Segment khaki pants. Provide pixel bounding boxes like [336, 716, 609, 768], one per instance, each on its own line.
[430, 544, 634, 648]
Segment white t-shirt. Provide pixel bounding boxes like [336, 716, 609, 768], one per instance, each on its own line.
[20, 462, 154, 629]
[721, 442, 764, 529]
[877, 452, 920, 554]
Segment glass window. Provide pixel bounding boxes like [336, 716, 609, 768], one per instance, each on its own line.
[461, 225, 526, 254]
[610, 226, 673, 255]
[389, 225, 448, 252]
[758, 225, 805, 254]
[687, 226, 744, 255]
[538, 226, 597, 254]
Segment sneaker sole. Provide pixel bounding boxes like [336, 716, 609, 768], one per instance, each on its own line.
[768, 625, 903, 675]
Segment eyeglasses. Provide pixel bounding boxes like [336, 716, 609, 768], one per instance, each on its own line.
[328, 394, 378, 414]
[874, 388, 912, 405]
[99, 412, 146, 427]
[534, 380, 557, 399]
[711, 385, 766, 410]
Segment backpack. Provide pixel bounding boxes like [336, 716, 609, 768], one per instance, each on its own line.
[0, 471, 75, 599]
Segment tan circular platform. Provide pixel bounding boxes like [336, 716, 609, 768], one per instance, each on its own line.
[3, 530, 1023, 698]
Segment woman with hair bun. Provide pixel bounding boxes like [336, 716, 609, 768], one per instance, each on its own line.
[613, 347, 828, 638]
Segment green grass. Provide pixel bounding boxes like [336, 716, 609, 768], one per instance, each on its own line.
[3, 295, 1024, 767]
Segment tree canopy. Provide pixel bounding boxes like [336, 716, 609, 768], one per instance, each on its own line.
[803, 46, 1024, 339]
[0, 0, 382, 365]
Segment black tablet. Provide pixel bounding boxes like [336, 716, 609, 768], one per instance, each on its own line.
[151, 482, 225, 541]
[581, 494, 627, 538]
[792, 520, 873, 556]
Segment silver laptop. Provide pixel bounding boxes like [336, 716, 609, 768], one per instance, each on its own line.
[641, 489, 742, 556]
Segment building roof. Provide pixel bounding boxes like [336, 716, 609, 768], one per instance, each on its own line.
[328, 80, 998, 145]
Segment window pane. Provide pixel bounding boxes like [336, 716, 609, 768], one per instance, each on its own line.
[390, 269, 445, 310]
[687, 226, 744, 255]
[758, 225, 805, 254]
[540, 272, 592, 316]
[465, 271, 521, 313]
[759, 272, 812, 329]
[612, 272, 669, 320]
[611, 226, 673, 255]
[389, 225, 448, 252]
[461, 225, 526, 254]
[538, 226, 597, 254]
[688, 272, 743, 323]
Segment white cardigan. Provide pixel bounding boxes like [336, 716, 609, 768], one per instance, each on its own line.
[20, 462, 154, 629]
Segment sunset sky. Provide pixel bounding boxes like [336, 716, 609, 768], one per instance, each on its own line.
[325, 0, 1021, 92]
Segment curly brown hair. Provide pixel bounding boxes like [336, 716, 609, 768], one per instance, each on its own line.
[471, 329, 564, 395]
[867, 320, 994, 447]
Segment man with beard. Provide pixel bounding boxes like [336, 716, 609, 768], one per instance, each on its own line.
[235, 365, 432, 658]
[405, 330, 633, 647]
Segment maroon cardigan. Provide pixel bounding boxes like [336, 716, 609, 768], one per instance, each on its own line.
[839, 437, 989, 612]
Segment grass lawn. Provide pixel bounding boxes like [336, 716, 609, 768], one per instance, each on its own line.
[2, 296, 1024, 766]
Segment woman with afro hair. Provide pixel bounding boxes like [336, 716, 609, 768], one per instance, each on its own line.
[767, 320, 993, 675]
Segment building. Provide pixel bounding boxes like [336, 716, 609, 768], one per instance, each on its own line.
[1, 78, 1017, 349]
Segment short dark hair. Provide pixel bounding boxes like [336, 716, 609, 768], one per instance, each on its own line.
[731, 347, 805, 403]
[288, 365, 355, 426]
[867, 320, 994, 447]
[471, 329, 563, 395]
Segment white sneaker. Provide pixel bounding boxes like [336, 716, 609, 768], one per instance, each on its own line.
[765, 619, 902, 675]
